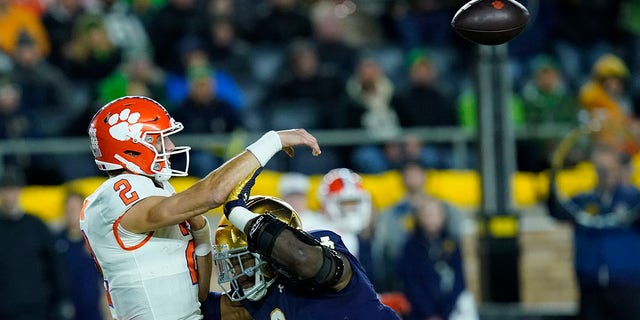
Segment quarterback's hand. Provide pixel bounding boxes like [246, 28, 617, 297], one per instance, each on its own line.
[224, 167, 263, 217]
[276, 129, 321, 158]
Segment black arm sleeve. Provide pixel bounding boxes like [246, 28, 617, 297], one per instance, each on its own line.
[244, 214, 345, 290]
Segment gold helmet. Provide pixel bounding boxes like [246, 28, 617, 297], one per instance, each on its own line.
[213, 195, 302, 301]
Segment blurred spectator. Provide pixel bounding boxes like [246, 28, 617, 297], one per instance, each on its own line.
[277, 172, 327, 231]
[379, 0, 458, 50]
[506, 0, 559, 88]
[171, 63, 243, 177]
[392, 49, 457, 128]
[254, 44, 348, 174]
[9, 32, 76, 136]
[617, 0, 640, 103]
[551, 0, 620, 90]
[343, 55, 401, 173]
[146, 0, 209, 73]
[0, 78, 39, 139]
[0, 0, 50, 57]
[204, 17, 252, 82]
[62, 13, 123, 96]
[518, 54, 579, 172]
[521, 55, 579, 125]
[373, 160, 463, 293]
[206, 0, 266, 41]
[42, 0, 87, 67]
[356, 133, 455, 174]
[250, 0, 313, 44]
[397, 194, 477, 320]
[579, 53, 634, 123]
[260, 40, 345, 130]
[391, 49, 457, 169]
[0, 169, 74, 320]
[165, 37, 246, 110]
[55, 191, 108, 320]
[309, 0, 358, 80]
[97, 54, 167, 105]
[345, 55, 399, 137]
[457, 84, 525, 169]
[127, 0, 165, 28]
[317, 168, 376, 279]
[93, 0, 154, 61]
[547, 144, 640, 319]
[173, 63, 243, 133]
[0, 78, 65, 184]
[310, 0, 384, 47]
[378, 0, 460, 85]
[578, 53, 639, 155]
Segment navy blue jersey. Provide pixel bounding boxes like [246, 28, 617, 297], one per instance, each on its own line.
[202, 230, 400, 320]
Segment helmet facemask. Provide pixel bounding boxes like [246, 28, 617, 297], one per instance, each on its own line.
[325, 192, 372, 234]
[213, 244, 275, 302]
[143, 121, 190, 182]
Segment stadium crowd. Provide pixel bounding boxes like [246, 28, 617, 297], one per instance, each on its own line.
[3, 1, 640, 319]
[1, 0, 640, 184]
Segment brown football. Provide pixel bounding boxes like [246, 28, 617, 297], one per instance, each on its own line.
[451, 0, 530, 45]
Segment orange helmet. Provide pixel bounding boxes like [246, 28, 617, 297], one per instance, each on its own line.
[88, 96, 190, 181]
[318, 168, 372, 234]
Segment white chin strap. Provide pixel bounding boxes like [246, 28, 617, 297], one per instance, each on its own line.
[154, 169, 172, 182]
[114, 154, 144, 175]
[114, 154, 171, 182]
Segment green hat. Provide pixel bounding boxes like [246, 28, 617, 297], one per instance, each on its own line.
[406, 48, 432, 68]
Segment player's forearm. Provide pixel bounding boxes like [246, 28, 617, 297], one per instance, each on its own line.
[196, 253, 212, 302]
[191, 216, 213, 302]
[220, 294, 253, 320]
[268, 229, 325, 277]
[184, 131, 282, 211]
[143, 152, 262, 228]
[229, 209, 351, 290]
[260, 227, 352, 291]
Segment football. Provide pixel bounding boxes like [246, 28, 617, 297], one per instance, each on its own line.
[451, 0, 530, 46]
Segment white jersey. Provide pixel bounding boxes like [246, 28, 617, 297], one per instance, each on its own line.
[80, 174, 201, 320]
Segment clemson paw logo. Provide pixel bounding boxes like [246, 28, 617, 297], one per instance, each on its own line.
[108, 108, 143, 141]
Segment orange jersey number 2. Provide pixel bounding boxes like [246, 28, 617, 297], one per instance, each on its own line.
[114, 179, 140, 206]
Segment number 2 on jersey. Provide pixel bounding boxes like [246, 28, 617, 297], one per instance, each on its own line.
[114, 179, 140, 205]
